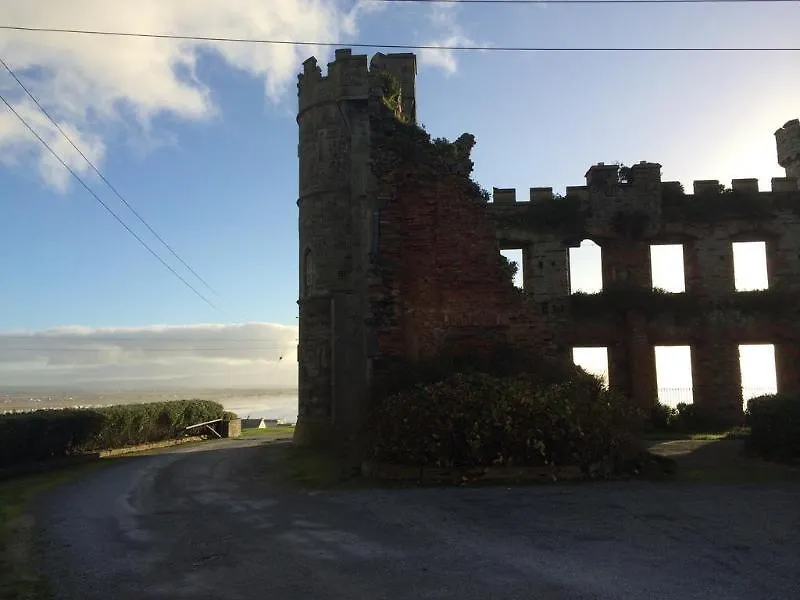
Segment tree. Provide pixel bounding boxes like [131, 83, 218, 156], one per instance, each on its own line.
[500, 254, 519, 285]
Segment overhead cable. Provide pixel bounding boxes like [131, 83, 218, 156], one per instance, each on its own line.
[0, 26, 796, 51]
[0, 91, 219, 311]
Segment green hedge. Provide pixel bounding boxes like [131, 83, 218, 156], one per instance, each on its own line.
[746, 393, 800, 462]
[648, 402, 724, 433]
[366, 372, 644, 472]
[0, 400, 224, 468]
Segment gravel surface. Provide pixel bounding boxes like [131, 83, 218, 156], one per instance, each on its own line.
[37, 440, 800, 600]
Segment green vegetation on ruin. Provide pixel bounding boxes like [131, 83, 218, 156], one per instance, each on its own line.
[376, 71, 405, 121]
[662, 184, 800, 222]
[567, 287, 799, 319]
[375, 69, 490, 203]
[491, 193, 586, 233]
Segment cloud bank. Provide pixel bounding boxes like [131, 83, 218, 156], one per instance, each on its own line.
[0, 322, 298, 388]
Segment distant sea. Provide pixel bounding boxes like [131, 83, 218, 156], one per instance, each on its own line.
[221, 393, 298, 423]
[0, 388, 299, 424]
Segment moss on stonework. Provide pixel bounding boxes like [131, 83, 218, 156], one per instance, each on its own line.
[568, 288, 800, 319]
[377, 71, 405, 121]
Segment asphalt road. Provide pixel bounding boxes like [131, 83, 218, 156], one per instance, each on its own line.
[37, 439, 800, 600]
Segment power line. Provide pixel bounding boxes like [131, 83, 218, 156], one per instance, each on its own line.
[0, 25, 796, 51]
[3, 347, 291, 352]
[0, 91, 219, 311]
[0, 338, 297, 343]
[375, 0, 796, 3]
[0, 57, 222, 301]
[0, 341, 294, 345]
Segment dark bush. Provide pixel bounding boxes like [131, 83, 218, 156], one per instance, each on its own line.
[366, 371, 644, 473]
[0, 400, 224, 469]
[647, 401, 726, 433]
[374, 345, 594, 400]
[649, 403, 679, 431]
[745, 393, 800, 462]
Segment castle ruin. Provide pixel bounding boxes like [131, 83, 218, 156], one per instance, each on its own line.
[295, 48, 800, 449]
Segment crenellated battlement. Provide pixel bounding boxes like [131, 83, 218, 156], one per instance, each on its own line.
[491, 162, 799, 205]
[297, 48, 417, 120]
[297, 49, 370, 115]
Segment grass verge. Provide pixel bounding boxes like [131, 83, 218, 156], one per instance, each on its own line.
[0, 463, 106, 600]
[262, 443, 678, 491]
[263, 444, 359, 490]
[642, 427, 751, 442]
[678, 462, 800, 484]
[0, 436, 216, 599]
[647, 437, 800, 484]
[240, 425, 295, 440]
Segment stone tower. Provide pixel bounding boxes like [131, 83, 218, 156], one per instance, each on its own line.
[295, 49, 416, 450]
[775, 118, 800, 181]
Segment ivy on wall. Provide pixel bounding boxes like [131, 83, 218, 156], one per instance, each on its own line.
[662, 186, 800, 223]
[567, 288, 799, 319]
[377, 71, 406, 121]
[374, 74, 488, 203]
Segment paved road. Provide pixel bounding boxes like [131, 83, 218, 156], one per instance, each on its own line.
[37, 439, 800, 600]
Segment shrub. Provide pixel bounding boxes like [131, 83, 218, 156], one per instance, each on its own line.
[647, 401, 725, 433]
[745, 393, 800, 462]
[374, 345, 594, 401]
[649, 403, 679, 431]
[366, 371, 644, 473]
[0, 400, 224, 469]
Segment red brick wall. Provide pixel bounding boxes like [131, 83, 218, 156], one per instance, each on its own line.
[370, 164, 547, 366]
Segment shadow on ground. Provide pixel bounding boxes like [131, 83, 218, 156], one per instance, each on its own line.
[647, 438, 800, 483]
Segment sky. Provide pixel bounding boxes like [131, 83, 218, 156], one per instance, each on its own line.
[0, 0, 797, 392]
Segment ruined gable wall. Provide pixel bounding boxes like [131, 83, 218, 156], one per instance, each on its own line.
[776, 119, 800, 180]
[366, 118, 554, 379]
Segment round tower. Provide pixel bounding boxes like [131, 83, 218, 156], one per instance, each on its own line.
[294, 49, 417, 451]
[294, 49, 372, 448]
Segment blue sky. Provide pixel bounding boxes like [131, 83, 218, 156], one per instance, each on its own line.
[0, 0, 797, 389]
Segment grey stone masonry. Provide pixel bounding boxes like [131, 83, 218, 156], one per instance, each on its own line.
[295, 50, 417, 449]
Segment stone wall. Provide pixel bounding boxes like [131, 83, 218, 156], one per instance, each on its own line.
[297, 48, 800, 448]
[296, 49, 374, 449]
[488, 165, 800, 423]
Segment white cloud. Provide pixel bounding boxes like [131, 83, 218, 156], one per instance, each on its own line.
[0, 322, 298, 388]
[419, 34, 474, 77]
[0, 0, 364, 191]
[341, 0, 389, 37]
[417, 3, 483, 76]
[0, 97, 105, 191]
